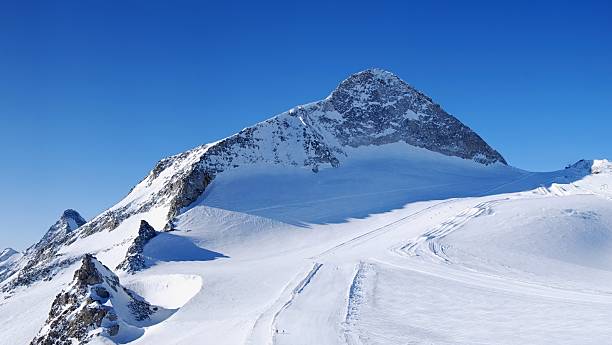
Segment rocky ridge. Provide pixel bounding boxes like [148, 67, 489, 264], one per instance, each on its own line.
[30, 254, 161, 345]
[1, 210, 86, 291]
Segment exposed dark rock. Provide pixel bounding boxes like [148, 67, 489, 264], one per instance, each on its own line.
[116, 220, 158, 273]
[30, 254, 158, 345]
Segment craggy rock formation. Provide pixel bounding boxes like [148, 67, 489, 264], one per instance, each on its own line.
[116, 220, 158, 273]
[30, 254, 159, 345]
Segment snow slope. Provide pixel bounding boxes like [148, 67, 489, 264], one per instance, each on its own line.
[0, 68, 610, 345]
[6, 146, 607, 345]
[2, 148, 611, 345]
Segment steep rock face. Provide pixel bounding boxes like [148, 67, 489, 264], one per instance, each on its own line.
[31, 254, 160, 345]
[1, 210, 86, 290]
[327, 69, 506, 164]
[116, 220, 158, 273]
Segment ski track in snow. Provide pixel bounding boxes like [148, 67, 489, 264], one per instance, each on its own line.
[248, 262, 323, 345]
[343, 262, 374, 345]
[370, 258, 612, 305]
[395, 198, 509, 262]
[271, 262, 323, 344]
[311, 199, 458, 260]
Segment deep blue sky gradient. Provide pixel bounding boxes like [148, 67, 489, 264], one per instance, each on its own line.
[1, 0, 611, 250]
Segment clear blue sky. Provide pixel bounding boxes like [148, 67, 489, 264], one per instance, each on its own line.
[1, 0, 610, 250]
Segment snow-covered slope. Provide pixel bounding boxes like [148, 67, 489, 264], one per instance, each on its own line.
[1, 69, 610, 345]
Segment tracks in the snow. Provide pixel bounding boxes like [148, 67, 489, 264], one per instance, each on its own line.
[247, 262, 323, 345]
[394, 198, 508, 262]
[271, 262, 322, 344]
[343, 262, 375, 345]
[311, 199, 458, 260]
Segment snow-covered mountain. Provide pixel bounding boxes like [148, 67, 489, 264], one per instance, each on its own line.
[0, 248, 21, 280]
[0, 248, 18, 264]
[1, 209, 87, 290]
[1, 69, 611, 345]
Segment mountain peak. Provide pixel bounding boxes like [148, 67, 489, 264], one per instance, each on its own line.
[0, 248, 18, 263]
[327, 69, 506, 165]
[60, 209, 86, 225]
[63, 70, 506, 241]
[347, 68, 400, 82]
[331, 68, 415, 103]
[32, 209, 87, 250]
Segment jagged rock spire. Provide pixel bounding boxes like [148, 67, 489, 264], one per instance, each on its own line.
[31, 254, 159, 345]
[116, 220, 158, 273]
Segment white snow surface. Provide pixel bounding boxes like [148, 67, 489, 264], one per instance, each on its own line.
[1, 143, 612, 345]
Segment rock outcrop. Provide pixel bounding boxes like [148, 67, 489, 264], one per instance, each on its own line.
[116, 220, 158, 273]
[31, 254, 161, 345]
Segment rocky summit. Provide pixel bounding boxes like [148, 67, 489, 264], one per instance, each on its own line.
[1, 209, 88, 290]
[0, 248, 18, 263]
[33, 209, 87, 250]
